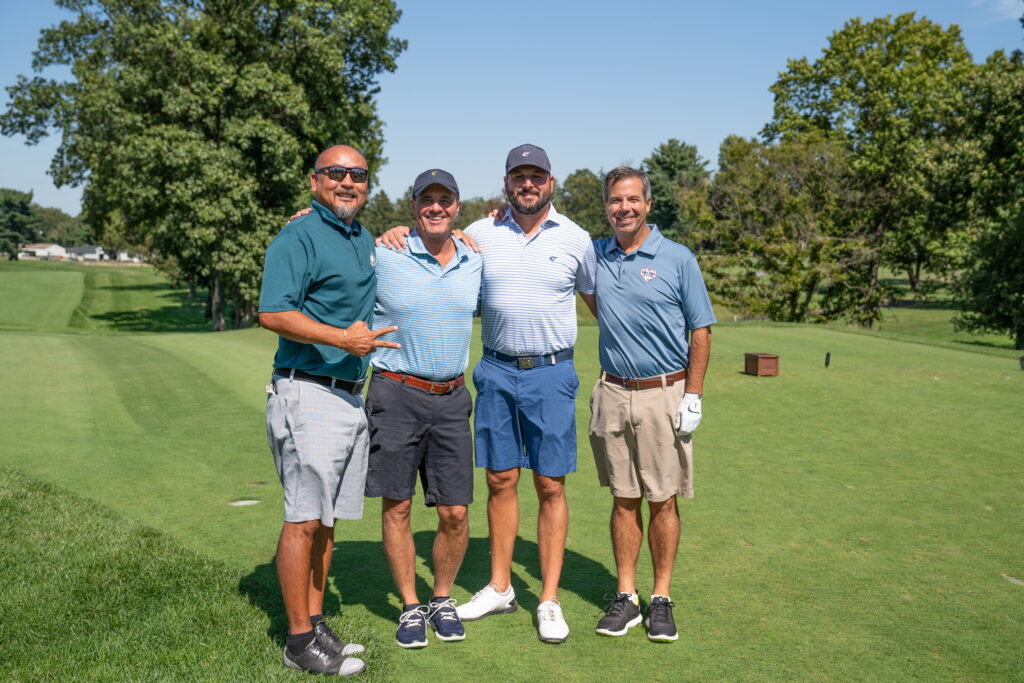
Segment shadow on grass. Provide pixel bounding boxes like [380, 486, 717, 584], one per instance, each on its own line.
[238, 531, 616, 642]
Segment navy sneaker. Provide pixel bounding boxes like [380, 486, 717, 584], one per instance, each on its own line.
[396, 605, 429, 649]
[596, 592, 642, 636]
[428, 598, 466, 642]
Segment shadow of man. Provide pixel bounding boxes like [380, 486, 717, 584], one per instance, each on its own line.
[238, 529, 618, 645]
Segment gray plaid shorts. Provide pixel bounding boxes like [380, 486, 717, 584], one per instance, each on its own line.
[265, 373, 369, 525]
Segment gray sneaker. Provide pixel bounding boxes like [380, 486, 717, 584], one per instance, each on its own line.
[314, 621, 366, 656]
[283, 637, 366, 676]
[596, 592, 642, 636]
[645, 596, 679, 642]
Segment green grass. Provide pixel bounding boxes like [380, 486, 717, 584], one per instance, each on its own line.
[2, 261, 1023, 680]
[0, 260, 208, 334]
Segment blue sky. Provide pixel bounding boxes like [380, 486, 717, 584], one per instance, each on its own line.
[1, 0, 1021, 215]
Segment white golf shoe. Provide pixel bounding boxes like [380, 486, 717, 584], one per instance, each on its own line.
[536, 599, 569, 643]
[455, 583, 518, 621]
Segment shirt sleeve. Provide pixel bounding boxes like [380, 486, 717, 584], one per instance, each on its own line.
[680, 254, 717, 330]
[258, 231, 311, 313]
[574, 239, 597, 295]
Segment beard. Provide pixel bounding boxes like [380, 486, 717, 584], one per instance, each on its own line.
[332, 204, 359, 221]
[507, 190, 550, 216]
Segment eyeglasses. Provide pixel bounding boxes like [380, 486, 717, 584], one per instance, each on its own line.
[315, 166, 369, 183]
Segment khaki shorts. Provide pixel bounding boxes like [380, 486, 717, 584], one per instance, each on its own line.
[588, 376, 694, 501]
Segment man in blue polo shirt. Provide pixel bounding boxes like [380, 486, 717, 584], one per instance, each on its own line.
[378, 145, 597, 643]
[363, 169, 482, 649]
[588, 166, 715, 644]
[258, 144, 399, 676]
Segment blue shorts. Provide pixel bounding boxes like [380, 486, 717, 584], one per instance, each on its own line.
[471, 355, 579, 477]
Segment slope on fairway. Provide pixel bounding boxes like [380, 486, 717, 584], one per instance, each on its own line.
[0, 467, 388, 681]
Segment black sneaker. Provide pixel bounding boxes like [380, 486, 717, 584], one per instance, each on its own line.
[645, 596, 679, 642]
[314, 621, 366, 656]
[595, 592, 642, 636]
[428, 598, 466, 642]
[396, 605, 429, 648]
[283, 636, 366, 675]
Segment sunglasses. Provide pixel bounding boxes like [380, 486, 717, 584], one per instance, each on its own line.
[315, 166, 369, 183]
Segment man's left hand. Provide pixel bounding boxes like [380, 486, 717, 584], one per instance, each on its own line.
[675, 393, 702, 436]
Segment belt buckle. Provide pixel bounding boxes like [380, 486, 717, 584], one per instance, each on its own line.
[428, 383, 447, 395]
[517, 357, 534, 370]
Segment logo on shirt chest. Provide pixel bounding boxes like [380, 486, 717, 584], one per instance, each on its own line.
[640, 267, 657, 282]
[369, 252, 376, 267]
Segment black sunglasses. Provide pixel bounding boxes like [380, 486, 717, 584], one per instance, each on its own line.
[315, 166, 369, 183]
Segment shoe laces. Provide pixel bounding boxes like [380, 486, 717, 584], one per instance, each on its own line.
[399, 605, 428, 627]
[429, 598, 459, 623]
[539, 600, 562, 621]
[472, 583, 503, 600]
[602, 592, 635, 617]
[648, 598, 675, 621]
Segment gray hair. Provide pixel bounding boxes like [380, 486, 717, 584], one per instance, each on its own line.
[603, 166, 652, 203]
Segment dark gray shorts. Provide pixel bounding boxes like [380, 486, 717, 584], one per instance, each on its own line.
[364, 372, 473, 507]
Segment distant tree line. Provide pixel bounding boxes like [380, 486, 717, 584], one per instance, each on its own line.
[3, 5, 1022, 345]
[0, 188, 88, 258]
[534, 12, 1024, 347]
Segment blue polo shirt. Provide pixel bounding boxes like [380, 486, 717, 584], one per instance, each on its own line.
[595, 225, 716, 378]
[370, 233, 482, 381]
[258, 200, 376, 380]
[465, 205, 596, 356]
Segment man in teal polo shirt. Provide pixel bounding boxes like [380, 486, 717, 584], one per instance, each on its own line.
[259, 144, 399, 676]
[589, 166, 715, 644]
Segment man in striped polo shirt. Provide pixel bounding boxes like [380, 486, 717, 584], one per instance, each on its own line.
[364, 169, 483, 649]
[384, 144, 598, 642]
[458, 145, 597, 644]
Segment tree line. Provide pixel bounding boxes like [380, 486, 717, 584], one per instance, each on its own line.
[0, 188, 88, 258]
[2, 5, 1022, 346]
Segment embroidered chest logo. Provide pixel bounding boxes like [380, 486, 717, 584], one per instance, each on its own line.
[369, 253, 376, 267]
[639, 267, 657, 282]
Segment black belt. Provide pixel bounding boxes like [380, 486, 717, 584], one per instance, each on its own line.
[273, 368, 365, 395]
[483, 347, 573, 370]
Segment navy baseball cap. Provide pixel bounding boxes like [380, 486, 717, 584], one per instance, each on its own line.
[505, 144, 551, 174]
[412, 168, 459, 198]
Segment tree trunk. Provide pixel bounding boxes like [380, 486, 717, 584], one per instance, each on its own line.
[1016, 326, 1023, 351]
[189, 282, 197, 300]
[210, 274, 225, 331]
[232, 298, 256, 329]
[906, 264, 920, 295]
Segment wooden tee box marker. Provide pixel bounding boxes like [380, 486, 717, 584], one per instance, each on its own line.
[745, 353, 780, 377]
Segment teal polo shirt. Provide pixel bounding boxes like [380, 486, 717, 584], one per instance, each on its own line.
[259, 200, 376, 380]
[594, 225, 716, 378]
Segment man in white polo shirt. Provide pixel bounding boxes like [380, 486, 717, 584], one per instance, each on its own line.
[380, 144, 597, 643]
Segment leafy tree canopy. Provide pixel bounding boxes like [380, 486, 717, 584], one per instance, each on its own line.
[642, 139, 709, 242]
[554, 168, 607, 240]
[765, 13, 974, 323]
[1, 0, 405, 329]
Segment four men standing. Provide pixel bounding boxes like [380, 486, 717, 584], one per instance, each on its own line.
[259, 146, 714, 673]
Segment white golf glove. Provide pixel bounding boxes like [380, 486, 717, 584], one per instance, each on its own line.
[675, 393, 702, 436]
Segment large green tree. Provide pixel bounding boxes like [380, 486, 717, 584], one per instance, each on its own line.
[553, 168, 607, 239]
[642, 139, 710, 242]
[954, 208, 1024, 349]
[1, 0, 404, 329]
[765, 13, 974, 325]
[706, 134, 857, 322]
[0, 189, 40, 258]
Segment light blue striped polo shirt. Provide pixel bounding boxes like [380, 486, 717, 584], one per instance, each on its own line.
[370, 232, 482, 381]
[465, 205, 596, 356]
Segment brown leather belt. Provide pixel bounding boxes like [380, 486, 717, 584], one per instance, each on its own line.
[377, 370, 465, 395]
[602, 369, 687, 390]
